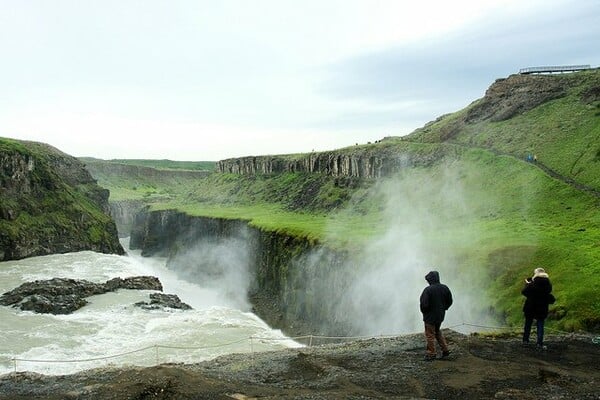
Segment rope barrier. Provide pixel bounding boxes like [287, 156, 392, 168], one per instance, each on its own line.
[154, 338, 249, 350]
[12, 345, 156, 364]
[446, 322, 514, 331]
[5, 321, 597, 372]
[7, 337, 256, 372]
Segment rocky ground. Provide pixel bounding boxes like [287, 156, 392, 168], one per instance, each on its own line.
[1, 330, 599, 399]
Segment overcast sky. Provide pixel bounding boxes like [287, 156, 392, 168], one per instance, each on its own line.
[1, 0, 599, 161]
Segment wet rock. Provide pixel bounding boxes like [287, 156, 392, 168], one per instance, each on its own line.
[18, 294, 89, 315]
[0, 276, 163, 314]
[135, 293, 192, 311]
[104, 276, 163, 292]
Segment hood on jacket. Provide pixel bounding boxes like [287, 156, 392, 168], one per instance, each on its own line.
[425, 271, 440, 284]
[533, 267, 549, 279]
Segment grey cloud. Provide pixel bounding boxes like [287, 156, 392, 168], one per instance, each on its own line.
[320, 2, 600, 108]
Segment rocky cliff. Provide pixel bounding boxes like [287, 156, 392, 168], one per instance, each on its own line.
[216, 140, 455, 179]
[130, 209, 353, 336]
[0, 138, 124, 260]
[109, 200, 146, 237]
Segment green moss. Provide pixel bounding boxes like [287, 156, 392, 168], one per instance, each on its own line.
[87, 225, 104, 243]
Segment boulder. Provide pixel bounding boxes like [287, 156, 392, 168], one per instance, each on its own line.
[134, 293, 192, 311]
[0, 276, 164, 314]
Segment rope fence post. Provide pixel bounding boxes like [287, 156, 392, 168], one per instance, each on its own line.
[155, 345, 159, 366]
[13, 358, 16, 374]
[309, 335, 313, 347]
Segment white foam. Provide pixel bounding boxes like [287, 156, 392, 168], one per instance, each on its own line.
[0, 239, 300, 376]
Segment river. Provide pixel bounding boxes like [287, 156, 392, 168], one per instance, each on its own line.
[0, 239, 300, 376]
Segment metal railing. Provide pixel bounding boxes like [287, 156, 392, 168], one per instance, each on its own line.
[519, 65, 591, 74]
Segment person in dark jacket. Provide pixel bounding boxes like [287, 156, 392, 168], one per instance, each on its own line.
[522, 267, 553, 349]
[419, 270, 453, 360]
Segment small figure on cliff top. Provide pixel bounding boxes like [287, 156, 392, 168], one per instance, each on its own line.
[419, 270, 453, 361]
[522, 267, 554, 350]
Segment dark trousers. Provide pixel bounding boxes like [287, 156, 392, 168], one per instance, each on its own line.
[424, 322, 448, 356]
[523, 316, 545, 345]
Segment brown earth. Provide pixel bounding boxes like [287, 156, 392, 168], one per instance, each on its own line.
[1, 331, 599, 399]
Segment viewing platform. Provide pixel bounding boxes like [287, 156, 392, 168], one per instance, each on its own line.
[519, 65, 591, 74]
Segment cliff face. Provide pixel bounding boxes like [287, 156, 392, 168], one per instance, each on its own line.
[464, 73, 568, 124]
[216, 141, 447, 179]
[217, 152, 385, 178]
[0, 138, 124, 260]
[130, 209, 353, 336]
[109, 200, 146, 237]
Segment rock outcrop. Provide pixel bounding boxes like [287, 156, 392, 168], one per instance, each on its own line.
[0, 138, 124, 260]
[465, 73, 568, 124]
[0, 276, 164, 314]
[217, 152, 388, 178]
[216, 140, 454, 179]
[134, 293, 192, 311]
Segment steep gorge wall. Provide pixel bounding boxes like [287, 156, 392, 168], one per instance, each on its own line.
[216, 141, 432, 179]
[217, 152, 387, 178]
[0, 139, 124, 260]
[109, 200, 146, 237]
[130, 209, 353, 336]
[215, 141, 446, 179]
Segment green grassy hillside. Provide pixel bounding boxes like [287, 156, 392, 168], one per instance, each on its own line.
[82, 159, 209, 202]
[409, 69, 600, 190]
[92, 69, 600, 332]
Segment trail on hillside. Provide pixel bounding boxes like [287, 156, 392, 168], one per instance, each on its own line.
[443, 141, 600, 198]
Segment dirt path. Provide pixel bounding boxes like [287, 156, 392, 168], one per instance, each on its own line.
[1, 331, 599, 399]
[449, 141, 600, 198]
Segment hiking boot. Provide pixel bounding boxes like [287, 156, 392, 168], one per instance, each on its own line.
[536, 344, 548, 351]
[424, 354, 436, 362]
[441, 350, 451, 358]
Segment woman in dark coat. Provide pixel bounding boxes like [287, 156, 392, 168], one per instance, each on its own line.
[522, 267, 554, 349]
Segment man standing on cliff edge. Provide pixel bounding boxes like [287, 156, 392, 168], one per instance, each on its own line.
[420, 270, 453, 361]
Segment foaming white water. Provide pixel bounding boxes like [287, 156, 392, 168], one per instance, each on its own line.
[0, 240, 300, 376]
